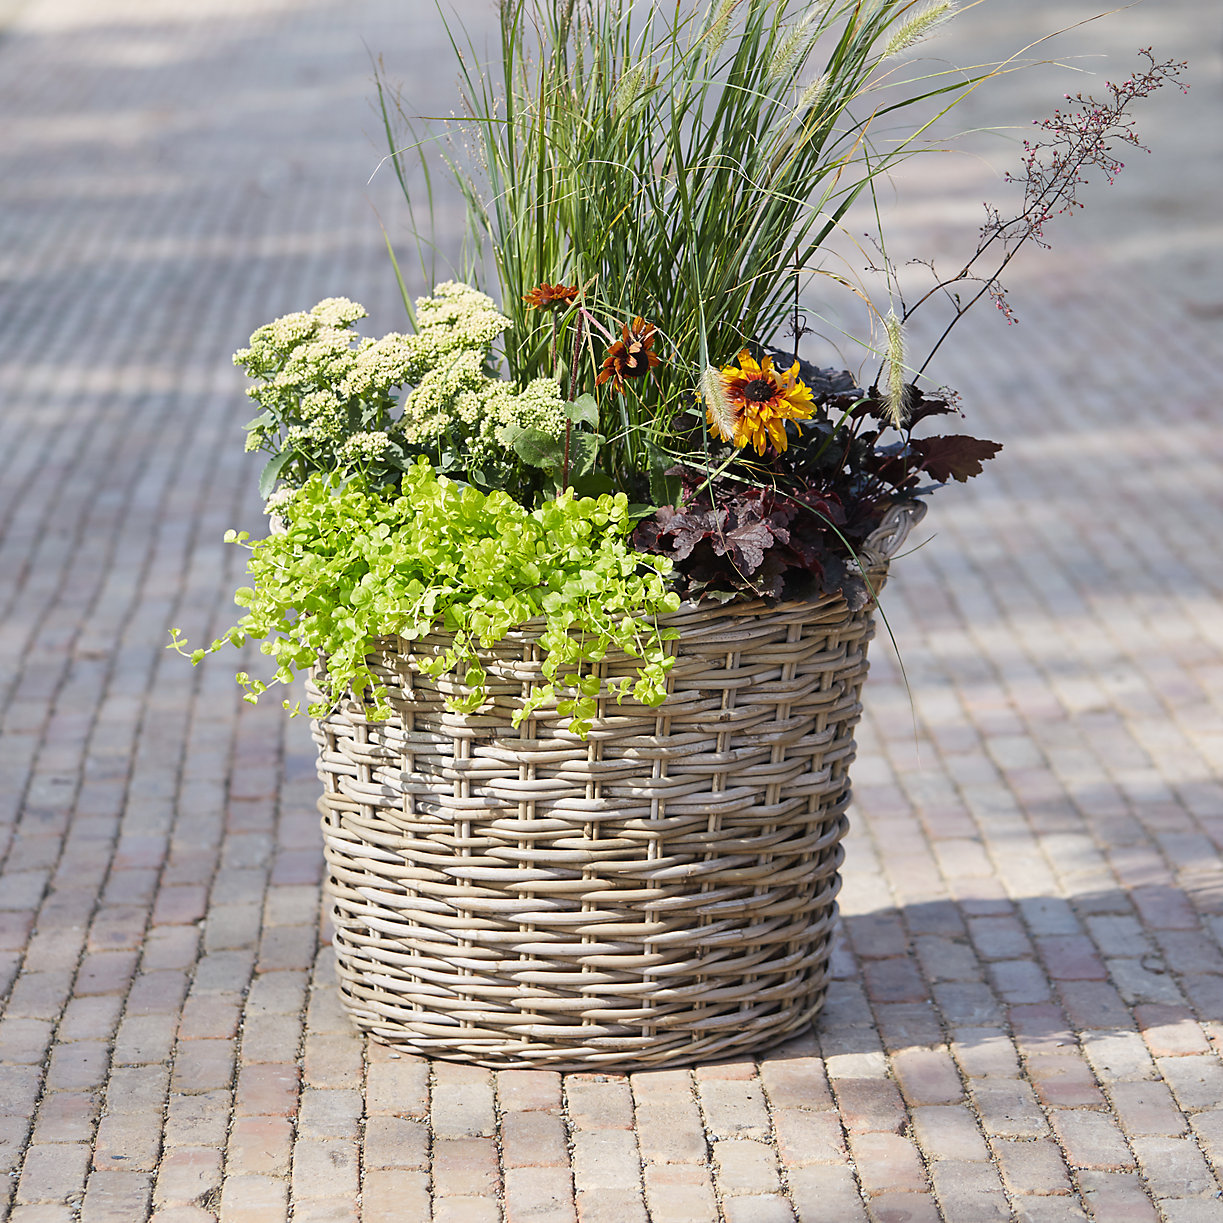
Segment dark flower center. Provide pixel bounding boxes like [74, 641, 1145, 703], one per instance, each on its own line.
[743, 378, 776, 403]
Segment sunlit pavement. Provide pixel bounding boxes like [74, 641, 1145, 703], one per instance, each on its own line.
[1, 0, 1221, 1219]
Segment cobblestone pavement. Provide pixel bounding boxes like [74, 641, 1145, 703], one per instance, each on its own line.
[1, 0, 1221, 1219]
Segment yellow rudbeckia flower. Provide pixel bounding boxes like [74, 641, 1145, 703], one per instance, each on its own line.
[707, 350, 815, 455]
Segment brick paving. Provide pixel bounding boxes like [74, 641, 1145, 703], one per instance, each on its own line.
[0, 0, 1220, 1219]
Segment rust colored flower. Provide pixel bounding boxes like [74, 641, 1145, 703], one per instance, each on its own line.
[709, 350, 815, 455]
[595, 317, 662, 393]
[522, 282, 579, 310]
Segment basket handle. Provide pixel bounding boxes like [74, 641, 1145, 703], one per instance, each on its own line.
[857, 499, 927, 569]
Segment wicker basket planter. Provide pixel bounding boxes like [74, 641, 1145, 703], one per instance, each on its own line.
[309, 502, 924, 1069]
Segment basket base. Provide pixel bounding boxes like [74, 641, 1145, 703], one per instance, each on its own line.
[330, 959, 833, 1071]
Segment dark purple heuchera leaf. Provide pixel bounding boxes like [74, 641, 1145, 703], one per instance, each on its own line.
[723, 516, 776, 572]
[902, 386, 962, 427]
[909, 435, 1003, 483]
[633, 479, 868, 602]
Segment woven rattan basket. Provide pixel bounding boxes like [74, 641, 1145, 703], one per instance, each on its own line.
[310, 501, 924, 1069]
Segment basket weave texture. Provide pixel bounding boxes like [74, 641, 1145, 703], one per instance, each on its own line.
[311, 504, 923, 1069]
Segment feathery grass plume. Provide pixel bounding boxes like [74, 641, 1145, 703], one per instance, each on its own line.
[612, 63, 646, 115]
[796, 72, 831, 115]
[882, 0, 957, 60]
[766, 11, 820, 87]
[703, 0, 739, 61]
[701, 365, 738, 442]
[883, 309, 910, 426]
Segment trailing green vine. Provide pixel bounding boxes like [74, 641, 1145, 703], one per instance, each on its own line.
[171, 461, 680, 736]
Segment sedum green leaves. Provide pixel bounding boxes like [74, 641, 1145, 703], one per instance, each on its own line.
[175, 462, 680, 738]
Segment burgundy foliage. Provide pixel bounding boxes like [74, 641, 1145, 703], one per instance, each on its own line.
[632, 357, 1000, 606]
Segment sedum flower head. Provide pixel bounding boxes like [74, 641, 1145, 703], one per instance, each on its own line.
[488, 377, 568, 442]
[340, 333, 416, 399]
[399, 349, 489, 445]
[263, 486, 298, 516]
[298, 389, 342, 422]
[310, 297, 368, 328]
[336, 431, 393, 466]
[414, 281, 511, 349]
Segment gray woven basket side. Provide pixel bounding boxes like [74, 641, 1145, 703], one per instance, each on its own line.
[311, 501, 924, 1069]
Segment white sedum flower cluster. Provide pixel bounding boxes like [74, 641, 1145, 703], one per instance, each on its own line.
[486, 378, 568, 441]
[414, 281, 511, 348]
[310, 297, 368, 329]
[336, 431, 393, 466]
[263, 486, 298, 516]
[399, 347, 489, 446]
[340, 334, 417, 400]
[395, 283, 568, 471]
[236, 283, 569, 492]
[236, 298, 413, 463]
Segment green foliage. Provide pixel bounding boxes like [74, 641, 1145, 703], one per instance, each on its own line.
[182, 10, 1172, 741]
[380, 0, 985, 487]
[503, 394, 605, 494]
[173, 463, 681, 737]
